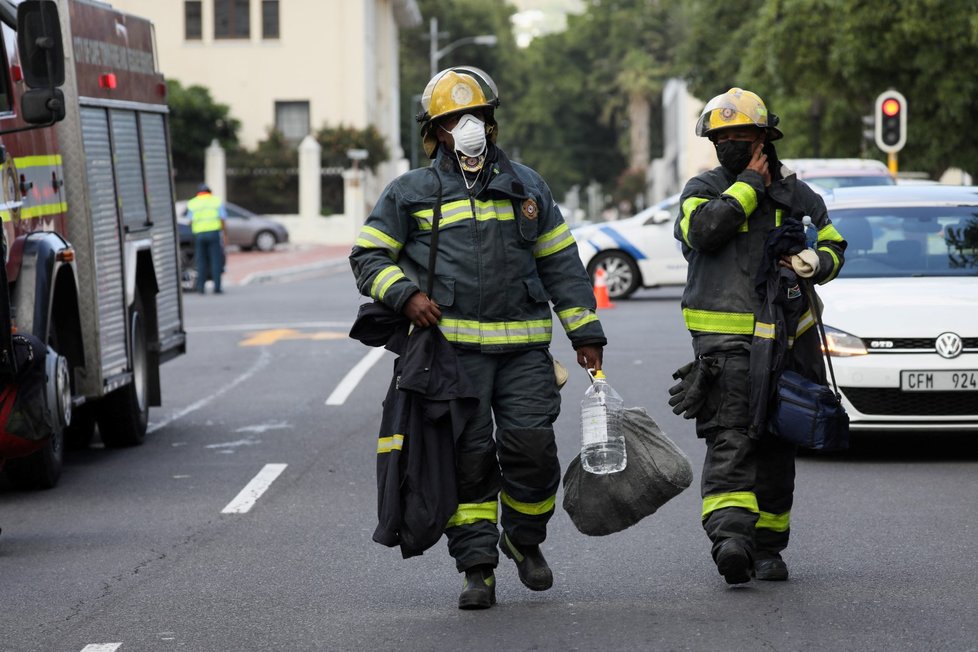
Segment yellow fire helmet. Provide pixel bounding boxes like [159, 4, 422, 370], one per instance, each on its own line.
[695, 87, 783, 141]
[417, 66, 500, 158]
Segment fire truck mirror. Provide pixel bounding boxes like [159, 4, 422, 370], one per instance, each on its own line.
[21, 88, 65, 124]
[17, 0, 65, 89]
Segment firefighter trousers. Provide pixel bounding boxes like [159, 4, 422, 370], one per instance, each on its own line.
[445, 348, 561, 572]
[696, 352, 797, 562]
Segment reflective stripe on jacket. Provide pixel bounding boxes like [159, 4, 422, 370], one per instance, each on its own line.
[350, 146, 606, 353]
[674, 165, 846, 355]
[187, 193, 224, 234]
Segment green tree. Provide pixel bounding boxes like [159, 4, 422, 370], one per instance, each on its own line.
[166, 79, 239, 179]
[315, 124, 389, 172]
[674, 0, 978, 178]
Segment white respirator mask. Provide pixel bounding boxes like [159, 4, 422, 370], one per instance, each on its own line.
[444, 113, 487, 157]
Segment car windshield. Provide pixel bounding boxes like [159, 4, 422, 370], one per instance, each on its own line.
[805, 175, 895, 189]
[830, 206, 978, 277]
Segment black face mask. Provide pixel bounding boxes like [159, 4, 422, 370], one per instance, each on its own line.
[715, 139, 756, 175]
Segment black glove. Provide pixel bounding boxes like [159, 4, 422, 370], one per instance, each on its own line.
[668, 357, 719, 419]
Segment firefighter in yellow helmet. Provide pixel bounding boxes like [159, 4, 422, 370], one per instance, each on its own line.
[350, 67, 606, 609]
[671, 88, 847, 584]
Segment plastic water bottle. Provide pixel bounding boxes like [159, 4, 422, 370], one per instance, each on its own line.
[580, 370, 626, 474]
[802, 215, 817, 250]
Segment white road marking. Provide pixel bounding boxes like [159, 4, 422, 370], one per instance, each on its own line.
[205, 437, 261, 450]
[81, 645, 122, 652]
[325, 347, 388, 406]
[235, 421, 292, 434]
[147, 348, 271, 434]
[221, 463, 288, 514]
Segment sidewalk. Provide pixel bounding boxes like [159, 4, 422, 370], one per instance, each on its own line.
[223, 243, 352, 286]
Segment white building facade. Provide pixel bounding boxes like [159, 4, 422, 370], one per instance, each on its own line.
[109, 0, 421, 196]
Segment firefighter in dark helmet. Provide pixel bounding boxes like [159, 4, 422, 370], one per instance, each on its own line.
[350, 67, 606, 609]
[670, 88, 847, 584]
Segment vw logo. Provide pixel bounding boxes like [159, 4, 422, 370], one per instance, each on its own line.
[935, 332, 963, 359]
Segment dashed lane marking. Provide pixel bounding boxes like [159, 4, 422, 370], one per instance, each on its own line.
[325, 347, 388, 406]
[81, 645, 122, 652]
[221, 464, 288, 514]
[239, 328, 348, 346]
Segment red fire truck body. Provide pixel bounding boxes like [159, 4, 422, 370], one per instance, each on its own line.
[0, 0, 184, 488]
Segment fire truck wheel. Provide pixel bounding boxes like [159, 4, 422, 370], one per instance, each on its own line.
[64, 403, 96, 450]
[97, 294, 150, 447]
[3, 348, 69, 490]
[2, 429, 64, 490]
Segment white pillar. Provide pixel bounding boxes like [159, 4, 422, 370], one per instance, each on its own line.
[298, 135, 322, 219]
[343, 168, 367, 239]
[204, 139, 226, 199]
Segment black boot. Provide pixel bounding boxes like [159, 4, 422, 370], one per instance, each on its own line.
[714, 538, 752, 585]
[458, 565, 496, 610]
[500, 532, 553, 591]
[754, 552, 789, 581]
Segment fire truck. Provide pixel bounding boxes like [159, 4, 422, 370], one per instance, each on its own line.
[0, 0, 185, 489]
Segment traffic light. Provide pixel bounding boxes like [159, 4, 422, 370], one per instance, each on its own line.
[874, 90, 907, 153]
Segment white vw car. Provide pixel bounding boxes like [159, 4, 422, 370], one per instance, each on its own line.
[818, 185, 978, 431]
[574, 194, 687, 299]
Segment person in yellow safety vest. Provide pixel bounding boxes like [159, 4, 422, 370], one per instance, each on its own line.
[671, 88, 847, 585]
[186, 184, 227, 294]
[349, 67, 606, 610]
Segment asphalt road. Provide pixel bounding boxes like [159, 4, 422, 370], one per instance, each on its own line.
[2, 269, 977, 651]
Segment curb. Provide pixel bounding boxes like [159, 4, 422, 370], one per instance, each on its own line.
[237, 258, 349, 286]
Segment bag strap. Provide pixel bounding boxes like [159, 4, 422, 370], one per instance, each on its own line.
[802, 281, 841, 397]
[425, 167, 443, 297]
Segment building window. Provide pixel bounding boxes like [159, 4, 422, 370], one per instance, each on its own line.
[215, 0, 250, 39]
[184, 1, 201, 40]
[262, 0, 279, 39]
[275, 101, 310, 143]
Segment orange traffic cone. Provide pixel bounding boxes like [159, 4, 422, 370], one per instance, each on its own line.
[593, 267, 615, 309]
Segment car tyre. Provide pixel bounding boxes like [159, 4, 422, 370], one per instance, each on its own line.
[254, 230, 278, 252]
[588, 251, 641, 300]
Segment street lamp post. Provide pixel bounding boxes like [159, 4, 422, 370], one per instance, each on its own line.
[428, 17, 498, 78]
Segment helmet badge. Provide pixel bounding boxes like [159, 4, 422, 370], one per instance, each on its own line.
[451, 82, 473, 105]
[719, 107, 736, 122]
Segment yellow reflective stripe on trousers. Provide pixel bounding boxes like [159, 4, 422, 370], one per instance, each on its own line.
[412, 199, 514, 230]
[702, 491, 759, 519]
[370, 265, 406, 301]
[756, 510, 790, 532]
[439, 318, 552, 345]
[500, 491, 556, 516]
[445, 501, 498, 528]
[556, 306, 598, 332]
[534, 223, 575, 258]
[723, 181, 758, 217]
[680, 196, 709, 246]
[356, 225, 403, 258]
[683, 308, 754, 335]
[376, 434, 404, 453]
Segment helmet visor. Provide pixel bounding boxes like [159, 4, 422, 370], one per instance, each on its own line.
[695, 90, 771, 137]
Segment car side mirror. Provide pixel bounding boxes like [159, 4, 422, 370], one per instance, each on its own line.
[17, 0, 65, 88]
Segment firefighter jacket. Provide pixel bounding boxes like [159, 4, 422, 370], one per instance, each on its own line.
[675, 164, 847, 358]
[350, 145, 606, 353]
[366, 323, 479, 559]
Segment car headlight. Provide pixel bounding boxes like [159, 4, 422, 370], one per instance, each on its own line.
[823, 326, 867, 357]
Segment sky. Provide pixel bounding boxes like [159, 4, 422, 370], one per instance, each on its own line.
[508, 0, 585, 47]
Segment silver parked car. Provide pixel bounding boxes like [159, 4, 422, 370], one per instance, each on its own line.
[176, 200, 290, 252]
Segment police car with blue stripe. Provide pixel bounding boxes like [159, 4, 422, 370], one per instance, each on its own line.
[574, 194, 687, 299]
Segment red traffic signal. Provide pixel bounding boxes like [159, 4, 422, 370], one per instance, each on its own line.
[874, 90, 907, 153]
